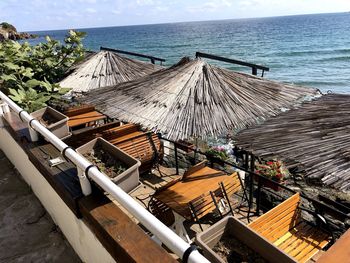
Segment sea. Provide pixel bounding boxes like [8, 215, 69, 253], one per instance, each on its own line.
[28, 12, 350, 93]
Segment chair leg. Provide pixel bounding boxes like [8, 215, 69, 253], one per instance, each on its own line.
[198, 220, 203, 231]
[190, 202, 203, 231]
[210, 191, 223, 218]
[220, 182, 234, 216]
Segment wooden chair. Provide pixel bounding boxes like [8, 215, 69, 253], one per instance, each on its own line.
[210, 172, 242, 216]
[189, 191, 219, 231]
[248, 193, 331, 263]
[148, 197, 175, 227]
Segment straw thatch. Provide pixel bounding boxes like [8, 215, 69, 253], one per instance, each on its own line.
[81, 57, 318, 140]
[59, 50, 163, 92]
[234, 94, 350, 192]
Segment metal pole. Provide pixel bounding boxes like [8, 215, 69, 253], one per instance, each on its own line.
[174, 143, 179, 175]
[256, 176, 262, 216]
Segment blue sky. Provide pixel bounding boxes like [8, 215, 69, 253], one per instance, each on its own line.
[1, 0, 350, 31]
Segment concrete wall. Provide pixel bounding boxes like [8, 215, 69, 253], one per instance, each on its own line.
[0, 127, 116, 263]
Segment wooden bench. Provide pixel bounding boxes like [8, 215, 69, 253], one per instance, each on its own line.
[64, 105, 96, 117]
[65, 122, 163, 174]
[100, 124, 163, 174]
[248, 193, 331, 263]
[64, 121, 121, 147]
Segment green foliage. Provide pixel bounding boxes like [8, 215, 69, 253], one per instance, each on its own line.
[0, 30, 86, 112]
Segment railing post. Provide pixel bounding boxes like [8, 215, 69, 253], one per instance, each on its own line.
[256, 176, 262, 216]
[174, 143, 179, 175]
[77, 167, 92, 196]
[252, 67, 258, 76]
[28, 126, 39, 142]
[248, 153, 255, 212]
[0, 102, 8, 127]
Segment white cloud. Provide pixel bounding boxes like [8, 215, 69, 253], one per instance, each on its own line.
[78, 0, 97, 3]
[112, 9, 122, 14]
[85, 7, 97, 13]
[187, 0, 233, 13]
[64, 11, 80, 17]
[136, 0, 155, 6]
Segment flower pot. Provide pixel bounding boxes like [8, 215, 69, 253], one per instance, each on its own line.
[77, 137, 141, 193]
[31, 106, 70, 139]
[254, 175, 283, 191]
[196, 216, 296, 263]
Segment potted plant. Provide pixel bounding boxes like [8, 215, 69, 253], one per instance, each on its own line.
[31, 106, 70, 139]
[77, 137, 141, 193]
[254, 160, 289, 191]
[196, 216, 296, 263]
[206, 146, 228, 165]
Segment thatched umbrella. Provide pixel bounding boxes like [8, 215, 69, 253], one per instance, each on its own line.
[59, 50, 163, 92]
[81, 57, 318, 140]
[234, 94, 350, 192]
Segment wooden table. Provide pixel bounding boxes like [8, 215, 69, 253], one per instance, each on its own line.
[154, 166, 233, 220]
[316, 229, 350, 263]
[68, 111, 106, 128]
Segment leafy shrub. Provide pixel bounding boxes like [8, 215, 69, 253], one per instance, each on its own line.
[0, 30, 86, 112]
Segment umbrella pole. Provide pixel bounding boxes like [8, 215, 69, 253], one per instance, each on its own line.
[193, 138, 198, 164]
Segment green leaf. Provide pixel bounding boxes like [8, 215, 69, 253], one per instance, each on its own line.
[1, 74, 17, 82]
[22, 67, 34, 78]
[3, 62, 20, 70]
[25, 79, 42, 88]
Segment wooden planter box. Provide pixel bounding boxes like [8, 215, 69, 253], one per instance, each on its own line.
[254, 175, 282, 191]
[31, 106, 70, 139]
[196, 216, 296, 263]
[77, 138, 141, 193]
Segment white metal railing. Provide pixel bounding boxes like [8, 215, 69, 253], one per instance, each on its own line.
[0, 91, 210, 263]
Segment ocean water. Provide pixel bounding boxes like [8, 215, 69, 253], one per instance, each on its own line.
[29, 12, 350, 93]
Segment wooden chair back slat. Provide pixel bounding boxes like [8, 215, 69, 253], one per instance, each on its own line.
[64, 105, 96, 117]
[189, 192, 217, 220]
[249, 193, 301, 231]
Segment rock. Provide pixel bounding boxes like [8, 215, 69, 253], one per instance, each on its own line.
[0, 22, 37, 41]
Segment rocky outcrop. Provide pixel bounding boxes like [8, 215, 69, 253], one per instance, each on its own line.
[0, 22, 37, 41]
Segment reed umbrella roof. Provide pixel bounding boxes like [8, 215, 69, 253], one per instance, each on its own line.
[81, 57, 318, 140]
[234, 94, 350, 192]
[59, 50, 163, 92]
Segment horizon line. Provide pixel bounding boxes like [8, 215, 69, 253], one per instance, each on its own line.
[26, 11, 348, 33]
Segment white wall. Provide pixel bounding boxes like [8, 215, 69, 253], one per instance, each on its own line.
[0, 127, 116, 263]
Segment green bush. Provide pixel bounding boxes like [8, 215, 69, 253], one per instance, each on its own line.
[0, 30, 86, 112]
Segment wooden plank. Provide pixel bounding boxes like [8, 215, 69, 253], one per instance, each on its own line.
[79, 193, 177, 263]
[316, 229, 350, 263]
[68, 111, 106, 128]
[27, 143, 84, 217]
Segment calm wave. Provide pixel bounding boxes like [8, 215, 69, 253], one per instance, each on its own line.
[29, 12, 350, 93]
